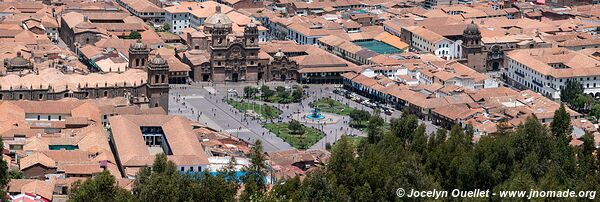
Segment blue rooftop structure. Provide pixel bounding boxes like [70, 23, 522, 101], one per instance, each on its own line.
[354, 40, 403, 54]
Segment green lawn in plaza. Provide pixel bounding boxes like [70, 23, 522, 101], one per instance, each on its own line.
[263, 123, 325, 150]
[310, 98, 354, 116]
[226, 99, 282, 120]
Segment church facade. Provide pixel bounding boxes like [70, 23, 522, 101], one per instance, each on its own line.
[461, 21, 549, 72]
[182, 6, 299, 83]
[0, 40, 169, 112]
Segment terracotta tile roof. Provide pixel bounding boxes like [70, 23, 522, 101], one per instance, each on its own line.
[120, 0, 164, 13]
[20, 152, 56, 170]
[62, 164, 102, 175]
[108, 115, 210, 168]
[406, 26, 445, 43]
[0, 68, 147, 91]
[507, 48, 600, 78]
[432, 103, 479, 121]
[9, 179, 54, 200]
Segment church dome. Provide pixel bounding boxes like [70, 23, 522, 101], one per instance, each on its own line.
[464, 21, 480, 35]
[204, 5, 232, 28]
[8, 52, 30, 67]
[149, 54, 166, 65]
[130, 39, 147, 50]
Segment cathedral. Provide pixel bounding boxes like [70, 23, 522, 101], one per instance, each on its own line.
[201, 5, 259, 82]
[460, 21, 547, 72]
[182, 5, 299, 83]
[0, 40, 169, 112]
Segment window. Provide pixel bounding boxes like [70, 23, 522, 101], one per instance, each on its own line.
[37, 115, 40, 120]
[48, 116, 51, 121]
[198, 166, 201, 171]
[190, 167, 194, 172]
[59, 116, 62, 121]
[181, 167, 184, 172]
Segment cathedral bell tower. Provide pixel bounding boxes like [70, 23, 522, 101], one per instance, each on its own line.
[244, 19, 259, 47]
[129, 39, 149, 69]
[146, 54, 169, 111]
[462, 21, 482, 56]
[210, 5, 231, 49]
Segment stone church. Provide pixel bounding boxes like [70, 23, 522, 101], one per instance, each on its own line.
[461, 21, 548, 73]
[0, 40, 169, 112]
[181, 5, 299, 83]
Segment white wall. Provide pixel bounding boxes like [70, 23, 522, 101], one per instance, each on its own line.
[25, 113, 70, 121]
[507, 58, 600, 99]
[167, 12, 190, 34]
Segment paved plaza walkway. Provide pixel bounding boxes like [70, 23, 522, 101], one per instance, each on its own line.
[168, 82, 437, 151]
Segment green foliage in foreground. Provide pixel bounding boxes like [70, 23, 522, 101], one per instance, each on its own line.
[271, 108, 600, 201]
[67, 106, 600, 201]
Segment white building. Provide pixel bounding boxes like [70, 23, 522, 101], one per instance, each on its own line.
[164, 6, 191, 34]
[506, 48, 600, 100]
[406, 26, 457, 59]
[116, 0, 166, 24]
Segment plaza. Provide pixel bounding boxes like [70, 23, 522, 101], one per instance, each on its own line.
[168, 81, 438, 152]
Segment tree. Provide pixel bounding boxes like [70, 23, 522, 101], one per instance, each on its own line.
[411, 124, 428, 154]
[0, 139, 9, 197]
[243, 86, 258, 99]
[291, 86, 304, 102]
[260, 86, 274, 101]
[127, 31, 141, 39]
[590, 103, 600, 120]
[288, 120, 304, 135]
[571, 94, 593, 112]
[267, 106, 600, 201]
[263, 106, 274, 121]
[275, 86, 289, 100]
[133, 154, 182, 201]
[270, 176, 301, 201]
[133, 154, 239, 202]
[550, 104, 571, 140]
[8, 169, 22, 179]
[366, 109, 384, 144]
[161, 23, 170, 32]
[349, 109, 370, 127]
[390, 112, 419, 144]
[560, 79, 583, 104]
[327, 136, 355, 187]
[68, 170, 133, 202]
[240, 140, 268, 201]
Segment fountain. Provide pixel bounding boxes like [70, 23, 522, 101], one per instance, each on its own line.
[306, 107, 325, 120]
